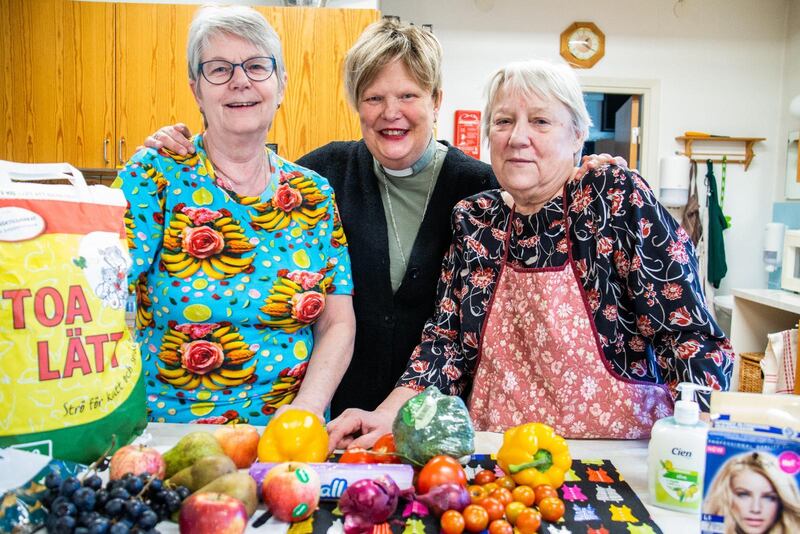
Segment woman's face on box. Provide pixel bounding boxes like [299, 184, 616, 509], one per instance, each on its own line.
[730, 470, 780, 534]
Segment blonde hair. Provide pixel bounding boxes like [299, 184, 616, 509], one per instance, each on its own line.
[703, 452, 800, 534]
[344, 18, 442, 108]
[482, 59, 591, 164]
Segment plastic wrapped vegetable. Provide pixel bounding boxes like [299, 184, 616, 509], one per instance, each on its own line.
[495, 422, 571, 489]
[392, 387, 474, 466]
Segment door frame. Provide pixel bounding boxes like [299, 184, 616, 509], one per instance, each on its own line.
[579, 77, 660, 182]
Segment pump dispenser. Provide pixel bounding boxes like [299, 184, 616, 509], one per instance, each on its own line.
[647, 382, 712, 513]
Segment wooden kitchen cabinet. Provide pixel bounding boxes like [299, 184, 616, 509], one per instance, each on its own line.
[0, 1, 377, 168]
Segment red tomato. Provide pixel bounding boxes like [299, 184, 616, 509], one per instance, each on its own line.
[474, 469, 496, 485]
[467, 484, 487, 504]
[338, 448, 374, 464]
[533, 484, 559, 505]
[416, 455, 468, 494]
[515, 508, 542, 534]
[489, 487, 513, 506]
[440, 510, 465, 534]
[479, 497, 505, 522]
[495, 475, 516, 490]
[538, 497, 566, 522]
[488, 519, 513, 534]
[372, 433, 400, 464]
[462, 504, 489, 533]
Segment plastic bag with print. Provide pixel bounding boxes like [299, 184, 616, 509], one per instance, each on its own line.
[0, 161, 146, 463]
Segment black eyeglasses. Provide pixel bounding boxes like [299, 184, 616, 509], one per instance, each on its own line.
[198, 56, 277, 85]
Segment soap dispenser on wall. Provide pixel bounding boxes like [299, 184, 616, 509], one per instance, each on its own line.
[647, 382, 712, 514]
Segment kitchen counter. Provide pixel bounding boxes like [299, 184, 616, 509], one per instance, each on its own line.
[138, 423, 698, 533]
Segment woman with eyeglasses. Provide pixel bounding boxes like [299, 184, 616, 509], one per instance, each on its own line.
[114, 5, 355, 425]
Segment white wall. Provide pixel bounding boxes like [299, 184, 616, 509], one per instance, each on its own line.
[382, 0, 790, 293]
[778, 0, 800, 200]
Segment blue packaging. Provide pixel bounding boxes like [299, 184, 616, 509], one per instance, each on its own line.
[701, 417, 800, 534]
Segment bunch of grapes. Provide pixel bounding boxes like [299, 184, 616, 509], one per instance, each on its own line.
[40, 471, 190, 534]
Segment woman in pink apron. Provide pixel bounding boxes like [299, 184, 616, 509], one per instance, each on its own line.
[328, 59, 732, 446]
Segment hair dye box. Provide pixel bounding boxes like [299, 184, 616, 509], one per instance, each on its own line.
[701, 417, 800, 533]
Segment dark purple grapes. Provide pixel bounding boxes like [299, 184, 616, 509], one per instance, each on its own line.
[45, 471, 63, 490]
[59, 477, 82, 498]
[137, 509, 159, 529]
[124, 476, 144, 495]
[103, 497, 125, 518]
[83, 475, 103, 491]
[71, 487, 96, 512]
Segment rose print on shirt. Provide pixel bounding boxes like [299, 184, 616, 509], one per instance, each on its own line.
[156, 321, 256, 390]
[161, 204, 255, 279]
[258, 261, 337, 333]
[249, 170, 329, 231]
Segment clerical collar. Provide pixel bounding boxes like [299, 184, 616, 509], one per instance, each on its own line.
[381, 137, 436, 177]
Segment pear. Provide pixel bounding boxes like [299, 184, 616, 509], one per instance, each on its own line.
[195, 472, 259, 517]
[166, 454, 237, 492]
[163, 431, 224, 478]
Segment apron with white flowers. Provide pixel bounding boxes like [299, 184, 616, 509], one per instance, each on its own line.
[468, 208, 673, 438]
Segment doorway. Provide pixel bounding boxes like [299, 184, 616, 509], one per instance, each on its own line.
[583, 92, 641, 170]
[580, 78, 659, 181]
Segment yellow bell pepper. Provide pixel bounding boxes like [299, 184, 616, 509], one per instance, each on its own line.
[257, 409, 329, 462]
[495, 423, 571, 488]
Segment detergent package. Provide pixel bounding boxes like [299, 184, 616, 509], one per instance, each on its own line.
[0, 161, 146, 463]
[701, 392, 800, 533]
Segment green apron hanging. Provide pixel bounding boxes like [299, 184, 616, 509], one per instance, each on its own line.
[706, 160, 729, 288]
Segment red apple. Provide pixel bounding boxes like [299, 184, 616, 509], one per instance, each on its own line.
[109, 444, 166, 481]
[179, 492, 248, 534]
[262, 462, 321, 522]
[214, 423, 260, 468]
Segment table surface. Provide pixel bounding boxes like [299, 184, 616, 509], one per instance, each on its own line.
[138, 423, 699, 533]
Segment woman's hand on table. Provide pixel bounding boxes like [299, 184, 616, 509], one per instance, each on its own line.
[326, 408, 394, 453]
[142, 123, 195, 156]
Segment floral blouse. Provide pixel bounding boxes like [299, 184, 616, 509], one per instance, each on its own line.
[397, 165, 732, 409]
[115, 136, 352, 424]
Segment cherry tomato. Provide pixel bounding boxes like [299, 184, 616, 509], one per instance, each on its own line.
[338, 447, 374, 464]
[474, 469, 496, 485]
[488, 519, 513, 534]
[462, 504, 489, 533]
[515, 508, 542, 534]
[495, 475, 516, 490]
[533, 484, 559, 505]
[489, 487, 513, 506]
[478, 497, 505, 522]
[538, 496, 566, 523]
[440, 510, 466, 534]
[504, 501, 526, 525]
[416, 455, 468, 494]
[467, 484, 487, 504]
[511, 485, 536, 507]
[481, 482, 499, 494]
[371, 433, 400, 463]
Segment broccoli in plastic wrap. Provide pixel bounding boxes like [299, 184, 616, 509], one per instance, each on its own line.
[392, 386, 475, 465]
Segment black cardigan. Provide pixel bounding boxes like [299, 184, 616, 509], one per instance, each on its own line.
[298, 140, 497, 416]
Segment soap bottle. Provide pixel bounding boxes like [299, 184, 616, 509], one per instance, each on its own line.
[647, 382, 712, 514]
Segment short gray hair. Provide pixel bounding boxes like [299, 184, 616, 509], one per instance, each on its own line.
[187, 5, 286, 93]
[483, 59, 591, 162]
[344, 19, 442, 108]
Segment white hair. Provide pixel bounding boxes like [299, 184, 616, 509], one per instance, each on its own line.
[187, 5, 285, 93]
[483, 59, 592, 163]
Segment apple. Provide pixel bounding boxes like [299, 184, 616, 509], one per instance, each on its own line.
[262, 462, 321, 522]
[214, 423, 260, 468]
[109, 444, 166, 481]
[179, 492, 248, 534]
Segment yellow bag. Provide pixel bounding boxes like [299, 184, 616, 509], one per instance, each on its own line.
[0, 162, 146, 462]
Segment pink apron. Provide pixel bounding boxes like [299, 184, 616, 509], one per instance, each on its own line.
[468, 208, 673, 439]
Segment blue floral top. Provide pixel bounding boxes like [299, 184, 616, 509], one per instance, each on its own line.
[397, 165, 732, 410]
[115, 136, 352, 424]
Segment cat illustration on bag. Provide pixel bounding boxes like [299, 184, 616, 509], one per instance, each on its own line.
[95, 246, 129, 309]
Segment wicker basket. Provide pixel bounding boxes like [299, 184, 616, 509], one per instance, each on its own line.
[738, 352, 765, 393]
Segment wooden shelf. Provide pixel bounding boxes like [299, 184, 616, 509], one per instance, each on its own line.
[675, 135, 766, 171]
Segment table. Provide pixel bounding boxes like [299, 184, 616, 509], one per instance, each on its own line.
[138, 424, 698, 533]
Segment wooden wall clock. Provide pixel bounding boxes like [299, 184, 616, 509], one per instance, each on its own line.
[560, 21, 605, 68]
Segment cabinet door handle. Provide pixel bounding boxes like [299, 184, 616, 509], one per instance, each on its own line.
[118, 137, 126, 165]
[103, 137, 110, 164]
